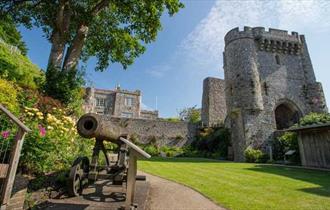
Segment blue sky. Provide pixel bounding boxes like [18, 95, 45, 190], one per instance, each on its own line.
[20, 0, 330, 118]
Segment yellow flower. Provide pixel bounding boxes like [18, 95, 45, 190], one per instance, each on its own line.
[36, 112, 43, 116]
[47, 126, 54, 130]
[38, 116, 44, 120]
[32, 108, 39, 112]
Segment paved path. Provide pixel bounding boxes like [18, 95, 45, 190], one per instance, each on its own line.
[141, 172, 225, 210]
[38, 172, 225, 210]
[42, 179, 149, 210]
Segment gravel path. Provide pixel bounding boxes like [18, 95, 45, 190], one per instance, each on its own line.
[141, 172, 226, 210]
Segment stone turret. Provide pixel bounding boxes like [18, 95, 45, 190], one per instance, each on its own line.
[223, 26, 327, 162]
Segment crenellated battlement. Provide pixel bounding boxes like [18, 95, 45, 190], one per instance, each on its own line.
[225, 26, 303, 55]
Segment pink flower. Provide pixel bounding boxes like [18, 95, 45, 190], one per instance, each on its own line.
[1, 131, 10, 139]
[38, 125, 46, 137]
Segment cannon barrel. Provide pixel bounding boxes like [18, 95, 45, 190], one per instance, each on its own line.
[77, 113, 128, 142]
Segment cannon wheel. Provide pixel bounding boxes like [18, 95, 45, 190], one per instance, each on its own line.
[68, 156, 90, 197]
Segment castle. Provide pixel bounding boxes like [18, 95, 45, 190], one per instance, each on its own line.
[202, 27, 328, 161]
[83, 86, 159, 120]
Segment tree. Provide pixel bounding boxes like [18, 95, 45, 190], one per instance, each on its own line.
[1, 0, 183, 102]
[0, 15, 27, 55]
[178, 106, 201, 123]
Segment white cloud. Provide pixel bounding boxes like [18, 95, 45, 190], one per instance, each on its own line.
[145, 0, 330, 80]
[178, 0, 330, 76]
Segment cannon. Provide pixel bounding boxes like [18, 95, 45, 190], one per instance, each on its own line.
[68, 113, 151, 209]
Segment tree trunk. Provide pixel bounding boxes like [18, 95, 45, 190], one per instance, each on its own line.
[47, 31, 65, 69]
[62, 24, 89, 71]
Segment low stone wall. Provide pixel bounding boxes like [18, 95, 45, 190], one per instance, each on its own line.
[110, 117, 197, 147]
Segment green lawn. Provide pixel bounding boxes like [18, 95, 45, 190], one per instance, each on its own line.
[138, 157, 330, 210]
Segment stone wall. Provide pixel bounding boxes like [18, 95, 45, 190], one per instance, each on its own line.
[140, 110, 159, 120]
[201, 77, 227, 127]
[223, 26, 328, 161]
[108, 117, 197, 147]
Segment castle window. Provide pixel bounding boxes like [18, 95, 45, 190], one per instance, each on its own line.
[121, 112, 133, 118]
[124, 97, 134, 107]
[275, 54, 280, 65]
[263, 82, 269, 96]
[96, 98, 106, 107]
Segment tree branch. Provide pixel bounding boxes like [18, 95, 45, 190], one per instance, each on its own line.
[91, 0, 110, 16]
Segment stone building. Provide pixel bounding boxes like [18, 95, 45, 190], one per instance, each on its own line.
[83, 86, 158, 120]
[202, 26, 328, 161]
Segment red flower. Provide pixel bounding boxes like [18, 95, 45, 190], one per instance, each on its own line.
[38, 125, 46, 137]
[1, 131, 10, 139]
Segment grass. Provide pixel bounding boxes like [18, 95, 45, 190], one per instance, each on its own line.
[138, 157, 330, 210]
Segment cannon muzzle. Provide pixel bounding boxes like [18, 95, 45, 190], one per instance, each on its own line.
[77, 113, 128, 142]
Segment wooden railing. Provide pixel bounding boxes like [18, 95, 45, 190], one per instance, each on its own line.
[0, 104, 30, 209]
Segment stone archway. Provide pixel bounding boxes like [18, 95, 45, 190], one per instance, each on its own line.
[275, 102, 301, 130]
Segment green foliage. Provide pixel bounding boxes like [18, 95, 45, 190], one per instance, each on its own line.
[178, 106, 201, 123]
[244, 147, 268, 163]
[0, 43, 44, 89]
[164, 117, 181, 122]
[187, 127, 231, 159]
[20, 105, 93, 175]
[3, 0, 184, 71]
[160, 146, 183, 157]
[0, 78, 20, 114]
[0, 15, 27, 55]
[144, 145, 159, 156]
[274, 132, 300, 163]
[44, 66, 85, 107]
[297, 112, 330, 126]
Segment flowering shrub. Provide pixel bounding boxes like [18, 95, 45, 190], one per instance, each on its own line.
[20, 106, 93, 175]
[0, 77, 20, 114]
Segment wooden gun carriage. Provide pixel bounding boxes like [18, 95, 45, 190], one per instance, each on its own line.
[68, 113, 151, 209]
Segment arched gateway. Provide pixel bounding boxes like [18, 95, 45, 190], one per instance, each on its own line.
[274, 102, 301, 130]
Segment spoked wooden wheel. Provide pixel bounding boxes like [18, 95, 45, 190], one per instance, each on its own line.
[68, 156, 90, 197]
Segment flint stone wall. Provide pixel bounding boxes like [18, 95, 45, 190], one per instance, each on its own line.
[109, 117, 197, 147]
[201, 77, 227, 127]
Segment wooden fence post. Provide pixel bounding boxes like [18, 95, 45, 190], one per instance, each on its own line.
[1, 128, 26, 205]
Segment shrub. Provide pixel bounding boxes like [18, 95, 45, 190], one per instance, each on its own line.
[0, 77, 20, 114]
[244, 147, 268, 163]
[160, 146, 183, 157]
[44, 66, 85, 106]
[144, 145, 159, 156]
[275, 132, 300, 163]
[297, 112, 330, 126]
[189, 127, 230, 159]
[20, 106, 93, 175]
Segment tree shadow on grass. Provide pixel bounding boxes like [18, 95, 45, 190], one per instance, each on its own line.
[247, 164, 330, 197]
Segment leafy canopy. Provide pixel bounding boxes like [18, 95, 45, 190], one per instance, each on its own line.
[2, 0, 184, 71]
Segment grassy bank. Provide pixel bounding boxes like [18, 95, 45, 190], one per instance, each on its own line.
[138, 157, 330, 210]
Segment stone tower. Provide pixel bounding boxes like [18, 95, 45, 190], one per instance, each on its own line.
[201, 77, 227, 127]
[224, 26, 327, 161]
